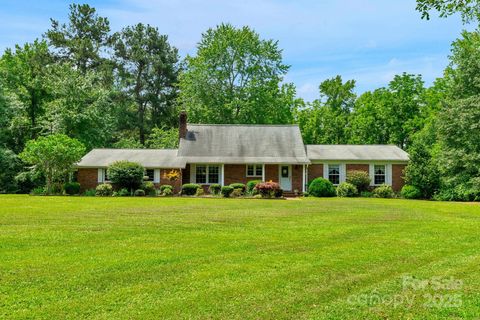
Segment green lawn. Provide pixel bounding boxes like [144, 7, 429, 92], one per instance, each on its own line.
[1, 195, 479, 319]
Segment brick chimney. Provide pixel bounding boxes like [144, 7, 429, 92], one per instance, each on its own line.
[179, 111, 187, 140]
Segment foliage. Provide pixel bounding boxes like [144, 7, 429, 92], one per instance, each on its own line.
[254, 181, 283, 198]
[31, 186, 46, 195]
[401, 185, 422, 199]
[346, 170, 371, 192]
[116, 188, 130, 197]
[208, 184, 221, 195]
[231, 189, 243, 198]
[360, 191, 373, 198]
[64, 182, 80, 195]
[246, 180, 262, 194]
[160, 184, 173, 193]
[372, 184, 394, 198]
[134, 189, 145, 197]
[14, 169, 44, 194]
[221, 186, 234, 198]
[141, 181, 156, 196]
[145, 127, 179, 149]
[229, 183, 246, 192]
[308, 178, 336, 197]
[19, 134, 85, 194]
[112, 137, 143, 149]
[0, 148, 23, 193]
[162, 187, 173, 197]
[195, 188, 205, 197]
[112, 23, 179, 144]
[336, 182, 358, 197]
[95, 183, 113, 196]
[165, 170, 181, 181]
[416, 0, 480, 23]
[107, 161, 145, 191]
[181, 183, 200, 196]
[179, 23, 297, 125]
[84, 189, 96, 196]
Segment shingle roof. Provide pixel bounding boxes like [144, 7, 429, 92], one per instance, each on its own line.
[76, 149, 186, 168]
[307, 145, 409, 161]
[177, 124, 310, 164]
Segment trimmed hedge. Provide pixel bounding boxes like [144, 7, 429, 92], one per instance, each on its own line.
[221, 186, 234, 198]
[401, 185, 422, 199]
[308, 178, 336, 197]
[64, 182, 80, 195]
[336, 182, 358, 197]
[134, 189, 145, 196]
[229, 183, 246, 192]
[373, 184, 394, 198]
[107, 161, 144, 191]
[181, 183, 200, 196]
[246, 180, 262, 193]
[208, 183, 222, 195]
[346, 170, 371, 192]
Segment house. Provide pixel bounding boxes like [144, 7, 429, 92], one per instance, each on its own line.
[76, 112, 409, 194]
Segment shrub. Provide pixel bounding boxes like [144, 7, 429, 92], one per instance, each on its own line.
[231, 188, 243, 198]
[401, 185, 422, 199]
[254, 181, 283, 198]
[117, 188, 130, 197]
[107, 161, 144, 191]
[96, 183, 113, 196]
[336, 182, 358, 197]
[308, 178, 336, 197]
[346, 170, 371, 192]
[373, 184, 394, 198]
[221, 186, 234, 198]
[15, 169, 44, 194]
[196, 187, 205, 196]
[141, 181, 156, 196]
[229, 183, 246, 193]
[64, 182, 81, 195]
[181, 183, 200, 196]
[246, 180, 262, 194]
[360, 191, 373, 198]
[434, 185, 480, 202]
[134, 189, 145, 197]
[31, 186, 46, 195]
[84, 189, 96, 196]
[160, 185, 173, 196]
[208, 183, 222, 195]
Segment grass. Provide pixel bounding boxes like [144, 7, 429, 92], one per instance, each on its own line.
[0, 195, 479, 319]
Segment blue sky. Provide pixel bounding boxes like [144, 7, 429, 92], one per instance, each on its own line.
[0, 0, 467, 101]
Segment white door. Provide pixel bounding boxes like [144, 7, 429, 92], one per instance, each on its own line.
[279, 165, 292, 191]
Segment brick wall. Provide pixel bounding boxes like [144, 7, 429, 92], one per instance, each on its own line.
[264, 164, 279, 182]
[346, 164, 369, 173]
[292, 165, 304, 192]
[224, 164, 257, 185]
[160, 169, 182, 193]
[77, 168, 99, 192]
[392, 164, 406, 192]
[308, 164, 323, 182]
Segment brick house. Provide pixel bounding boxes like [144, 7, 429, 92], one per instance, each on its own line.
[76, 112, 409, 194]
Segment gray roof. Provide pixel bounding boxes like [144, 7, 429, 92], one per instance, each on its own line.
[307, 145, 409, 161]
[76, 149, 186, 168]
[178, 124, 310, 164]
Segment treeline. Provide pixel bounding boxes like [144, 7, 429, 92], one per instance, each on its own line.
[0, 2, 479, 201]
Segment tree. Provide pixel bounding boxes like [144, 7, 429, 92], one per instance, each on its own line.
[112, 23, 179, 145]
[0, 40, 53, 147]
[146, 127, 179, 149]
[297, 76, 355, 144]
[41, 64, 116, 150]
[0, 148, 23, 193]
[416, 0, 480, 23]
[45, 3, 111, 74]
[179, 23, 296, 124]
[19, 134, 85, 194]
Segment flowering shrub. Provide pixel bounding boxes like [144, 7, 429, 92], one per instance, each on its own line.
[254, 181, 283, 198]
[166, 170, 180, 181]
[336, 182, 358, 197]
[96, 183, 113, 196]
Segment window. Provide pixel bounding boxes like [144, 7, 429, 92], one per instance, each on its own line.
[374, 165, 386, 185]
[145, 169, 155, 181]
[246, 164, 263, 177]
[328, 164, 340, 185]
[195, 165, 219, 184]
[104, 169, 109, 182]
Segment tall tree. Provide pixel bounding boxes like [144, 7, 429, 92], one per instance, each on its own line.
[112, 23, 179, 145]
[0, 40, 53, 148]
[416, 0, 480, 23]
[45, 3, 111, 75]
[297, 76, 355, 144]
[178, 23, 297, 124]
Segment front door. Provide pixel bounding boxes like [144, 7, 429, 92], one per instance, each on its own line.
[279, 165, 292, 191]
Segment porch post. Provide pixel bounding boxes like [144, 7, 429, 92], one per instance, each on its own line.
[221, 164, 225, 186]
[302, 164, 306, 193]
[262, 164, 265, 182]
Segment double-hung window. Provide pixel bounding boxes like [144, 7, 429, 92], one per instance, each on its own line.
[328, 164, 340, 185]
[374, 165, 386, 185]
[145, 169, 155, 181]
[195, 165, 220, 184]
[104, 169, 109, 182]
[246, 164, 263, 177]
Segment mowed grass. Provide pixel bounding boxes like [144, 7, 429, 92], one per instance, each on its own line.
[0, 196, 479, 319]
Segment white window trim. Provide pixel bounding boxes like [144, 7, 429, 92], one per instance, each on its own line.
[246, 164, 263, 177]
[153, 169, 160, 184]
[190, 164, 223, 185]
[323, 163, 346, 186]
[369, 163, 392, 186]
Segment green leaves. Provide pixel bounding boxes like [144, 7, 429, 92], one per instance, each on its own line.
[416, 0, 480, 23]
